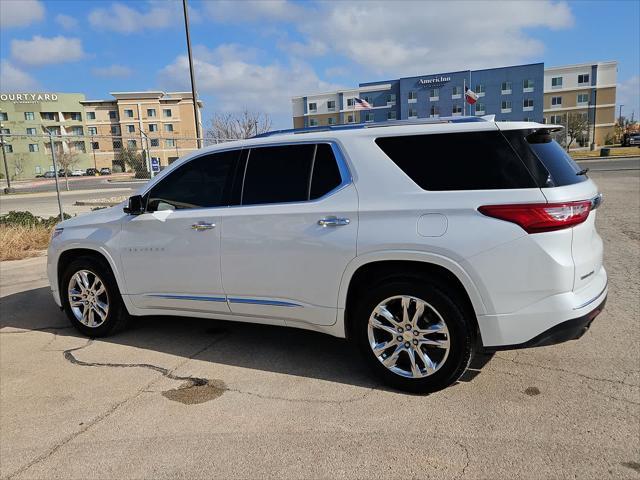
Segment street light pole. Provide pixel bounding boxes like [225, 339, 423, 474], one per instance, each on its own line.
[47, 130, 65, 222]
[0, 132, 13, 193]
[618, 104, 624, 127]
[182, 0, 202, 149]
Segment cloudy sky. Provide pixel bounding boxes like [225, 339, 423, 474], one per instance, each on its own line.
[1, 0, 638, 128]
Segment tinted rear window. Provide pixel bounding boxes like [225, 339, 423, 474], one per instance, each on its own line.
[310, 144, 342, 199]
[503, 130, 586, 187]
[375, 131, 538, 191]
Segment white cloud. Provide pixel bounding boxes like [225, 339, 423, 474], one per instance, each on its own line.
[92, 64, 133, 78]
[617, 76, 640, 120]
[10, 36, 85, 66]
[0, 0, 44, 28]
[55, 14, 79, 30]
[281, 39, 328, 58]
[203, 0, 304, 23]
[88, 1, 177, 34]
[158, 44, 344, 126]
[0, 60, 39, 91]
[295, 1, 575, 77]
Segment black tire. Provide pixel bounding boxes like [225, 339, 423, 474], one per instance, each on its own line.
[353, 277, 474, 393]
[61, 256, 130, 337]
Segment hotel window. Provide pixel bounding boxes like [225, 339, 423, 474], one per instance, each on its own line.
[73, 141, 86, 153]
[452, 104, 462, 115]
[0, 113, 7, 121]
[551, 96, 562, 107]
[309, 118, 318, 126]
[362, 95, 373, 104]
[164, 124, 174, 132]
[475, 84, 485, 96]
[327, 100, 336, 110]
[347, 114, 354, 123]
[523, 98, 534, 111]
[163, 108, 172, 117]
[4, 145, 13, 153]
[408, 108, 418, 118]
[127, 124, 135, 133]
[42, 112, 57, 121]
[26, 128, 37, 135]
[430, 88, 439, 100]
[523, 79, 534, 92]
[147, 108, 156, 117]
[124, 109, 134, 118]
[501, 81, 512, 94]
[112, 141, 121, 149]
[430, 105, 439, 118]
[309, 102, 317, 112]
[24, 112, 35, 120]
[387, 94, 396, 105]
[87, 112, 96, 120]
[166, 139, 175, 147]
[475, 103, 486, 115]
[149, 123, 158, 132]
[550, 114, 564, 124]
[28, 144, 39, 152]
[1, 128, 10, 134]
[328, 117, 336, 125]
[451, 86, 462, 98]
[92, 142, 99, 150]
[501, 100, 512, 113]
[150, 139, 160, 147]
[408, 91, 417, 102]
[88, 127, 97, 135]
[346, 98, 355, 107]
[387, 111, 396, 121]
[110, 125, 120, 135]
[127, 139, 137, 148]
[578, 74, 590, 85]
[69, 112, 82, 121]
[70, 126, 83, 135]
[109, 111, 117, 119]
[577, 93, 589, 105]
[365, 112, 374, 122]
[551, 76, 563, 88]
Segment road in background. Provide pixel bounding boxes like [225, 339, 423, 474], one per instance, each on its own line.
[576, 156, 639, 171]
[1, 174, 147, 195]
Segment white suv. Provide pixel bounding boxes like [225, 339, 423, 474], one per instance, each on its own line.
[47, 118, 607, 393]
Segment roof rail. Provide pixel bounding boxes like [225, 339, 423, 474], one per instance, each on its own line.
[253, 116, 491, 138]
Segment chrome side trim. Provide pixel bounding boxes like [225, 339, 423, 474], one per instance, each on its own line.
[228, 297, 302, 308]
[573, 282, 607, 310]
[147, 294, 227, 302]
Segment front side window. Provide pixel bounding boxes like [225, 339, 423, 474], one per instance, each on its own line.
[24, 112, 35, 120]
[147, 150, 239, 211]
[375, 131, 538, 191]
[241, 143, 343, 206]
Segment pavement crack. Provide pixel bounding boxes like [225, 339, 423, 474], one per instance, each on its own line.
[454, 441, 471, 479]
[0, 326, 73, 334]
[225, 386, 374, 405]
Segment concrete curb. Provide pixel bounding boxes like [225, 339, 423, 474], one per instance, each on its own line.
[73, 201, 120, 207]
[573, 155, 640, 162]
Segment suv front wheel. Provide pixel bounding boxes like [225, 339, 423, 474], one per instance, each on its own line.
[354, 278, 474, 393]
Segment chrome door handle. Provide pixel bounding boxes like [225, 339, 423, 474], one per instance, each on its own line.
[191, 222, 216, 231]
[318, 216, 350, 227]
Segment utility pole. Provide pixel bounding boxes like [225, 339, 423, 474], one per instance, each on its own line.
[182, 0, 202, 149]
[47, 129, 65, 222]
[0, 132, 14, 194]
[618, 104, 624, 127]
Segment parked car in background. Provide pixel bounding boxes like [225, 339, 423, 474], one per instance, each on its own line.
[85, 168, 98, 176]
[47, 117, 607, 393]
[99, 167, 112, 176]
[71, 169, 84, 176]
[58, 169, 70, 177]
[622, 132, 640, 146]
[43, 171, 56, 178]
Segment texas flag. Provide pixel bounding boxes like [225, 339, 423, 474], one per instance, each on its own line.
[464, 86, 478, 105]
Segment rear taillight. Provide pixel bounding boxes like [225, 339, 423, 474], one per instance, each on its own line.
[478, 200, 592, 233]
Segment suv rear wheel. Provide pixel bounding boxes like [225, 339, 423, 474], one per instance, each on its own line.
[61, 257, 130, 337]
[354, 278, 473, 393]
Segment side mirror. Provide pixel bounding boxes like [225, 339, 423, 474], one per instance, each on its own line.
[123, 195, 144, 215]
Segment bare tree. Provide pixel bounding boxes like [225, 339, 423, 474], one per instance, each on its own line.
[566, 113, 590, 150]
[205, 110, 272, 144]
[12, 156, 25, 180]
[56, 149, 80, 190]
[118, 145, 148, 178]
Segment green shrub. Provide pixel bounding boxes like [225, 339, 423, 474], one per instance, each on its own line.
[0, 211, 71, 228]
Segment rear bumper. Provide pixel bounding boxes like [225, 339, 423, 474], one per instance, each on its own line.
[486, 295, 606, 350]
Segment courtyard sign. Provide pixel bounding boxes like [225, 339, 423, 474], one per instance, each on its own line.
[0, 93, 59, 104]
[418, 76, 451, 87]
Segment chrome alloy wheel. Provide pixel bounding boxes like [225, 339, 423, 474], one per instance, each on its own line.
[67, 270, 109, 328]
[367, 295, 450, 379]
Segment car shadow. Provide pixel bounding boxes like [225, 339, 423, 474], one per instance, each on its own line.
[0, 286, 495, 391]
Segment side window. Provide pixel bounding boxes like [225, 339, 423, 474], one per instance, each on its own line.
[310, 144, 342, 199]
[241, 143, 344, 205]
[146, 150, 239, 211]
[374, 132, 537, 191]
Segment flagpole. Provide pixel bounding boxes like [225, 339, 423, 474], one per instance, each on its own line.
[463, 78, 466, 116]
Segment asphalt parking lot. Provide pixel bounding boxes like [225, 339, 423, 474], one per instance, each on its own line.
[1, 169, 638, 479]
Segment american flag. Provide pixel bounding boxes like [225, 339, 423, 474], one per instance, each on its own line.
[353, 97, 372, 110]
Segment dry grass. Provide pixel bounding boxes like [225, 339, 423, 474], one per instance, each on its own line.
[570, 146, 640, 159]
[0, 224, 52, 261]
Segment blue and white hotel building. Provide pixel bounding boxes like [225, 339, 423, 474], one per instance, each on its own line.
[292, 63, 544, 128]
